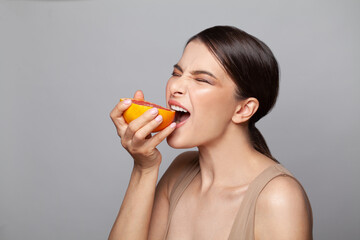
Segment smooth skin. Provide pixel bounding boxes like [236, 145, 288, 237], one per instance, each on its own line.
[109, 40, 312, 240]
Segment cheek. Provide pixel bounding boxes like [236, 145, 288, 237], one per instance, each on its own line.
[192, 90, 236, 129]
[165, 79, 172, 102]
[193, 108, 229, 132]
[193, 99, 232, 131]
[194, 88, 235, 115]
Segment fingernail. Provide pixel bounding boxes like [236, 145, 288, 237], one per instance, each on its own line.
[155, 115, 162, 122]
[123, 99, 131, 105]
[170, 122, 176, 128]
[150, 108, 158, 115]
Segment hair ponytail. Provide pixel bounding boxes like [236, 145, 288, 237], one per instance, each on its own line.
[249, 123, 279, 163]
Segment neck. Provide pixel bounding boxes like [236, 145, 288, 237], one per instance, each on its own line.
[197, 124, 275, 191]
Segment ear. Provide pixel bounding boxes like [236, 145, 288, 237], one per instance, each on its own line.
[232, 97, 259, 124]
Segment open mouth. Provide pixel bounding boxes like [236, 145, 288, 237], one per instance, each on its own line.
[170, 104, 191, 125]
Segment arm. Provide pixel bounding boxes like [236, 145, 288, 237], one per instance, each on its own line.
[255, 176, 313, 240]
[108, 90, 176, 240]
[109, 166, 159, 240]
[148, 151, 198, 240]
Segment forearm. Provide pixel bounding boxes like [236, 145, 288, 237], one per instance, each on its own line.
[108, 91, 175, 239]
[108, 165, 159, 240]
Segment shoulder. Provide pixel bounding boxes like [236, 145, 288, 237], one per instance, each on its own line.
[157, 151, 198, 199]
[255, 173, 313, 239]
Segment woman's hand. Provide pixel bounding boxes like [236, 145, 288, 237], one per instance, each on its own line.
[109, 91, 175, 240]
[110, 90, 176, 171]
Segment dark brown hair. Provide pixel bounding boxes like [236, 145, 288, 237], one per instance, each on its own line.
[187, 26, 279, 162]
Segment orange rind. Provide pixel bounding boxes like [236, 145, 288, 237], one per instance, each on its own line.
[120, 98, 175, 132]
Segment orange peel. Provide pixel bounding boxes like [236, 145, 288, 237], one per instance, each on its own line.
[120, 98, 175, 132]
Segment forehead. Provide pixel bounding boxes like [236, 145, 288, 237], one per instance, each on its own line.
[178, 40, 228, 78]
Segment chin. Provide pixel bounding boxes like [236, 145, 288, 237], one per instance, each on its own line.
[166, 134, 196, 149]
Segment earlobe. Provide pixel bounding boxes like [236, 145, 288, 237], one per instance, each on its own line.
[232, 98, 259, 124]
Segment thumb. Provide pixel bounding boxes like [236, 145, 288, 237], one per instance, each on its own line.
[133, 90, 144, 100]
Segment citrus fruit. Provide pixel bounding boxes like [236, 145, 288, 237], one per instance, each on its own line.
[120, 98, 175, 132]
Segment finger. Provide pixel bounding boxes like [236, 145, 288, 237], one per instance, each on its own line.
[110, 98, 132, 120]
[133, 90, 144, 100]
[148, 122, 176, 147]
[110, 99, 132, 133]
[132, 114, 164, 144]
[123, 107, 159, 140]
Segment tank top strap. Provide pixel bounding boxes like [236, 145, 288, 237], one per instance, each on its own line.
[228, 164, 294, 240]
[163, 156, 200, 240]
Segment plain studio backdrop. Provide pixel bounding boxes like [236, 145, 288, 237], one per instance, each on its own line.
[0, 0, 359, 239]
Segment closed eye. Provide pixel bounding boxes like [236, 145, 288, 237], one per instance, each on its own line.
[196, 78, 209, 83]
[172, 64, 183, 77]
[171, 71, 181, 77]
[195, 78, 213, 85]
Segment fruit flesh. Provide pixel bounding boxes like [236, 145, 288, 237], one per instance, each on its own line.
[130, 99, 169, 110]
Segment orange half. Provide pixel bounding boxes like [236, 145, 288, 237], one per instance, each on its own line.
[120, 98, 175, 132]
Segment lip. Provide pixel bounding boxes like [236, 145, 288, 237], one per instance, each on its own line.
[168, 99, 190, 112]
[168, 99, 191, 128]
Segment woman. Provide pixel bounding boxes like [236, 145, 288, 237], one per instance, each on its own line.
[109, 26, 313, 240]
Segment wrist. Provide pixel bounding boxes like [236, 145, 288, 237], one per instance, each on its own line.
[132, 154, 162, 173]
[132, 163, 160, 177]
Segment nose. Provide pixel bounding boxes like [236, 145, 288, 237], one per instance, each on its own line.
[168, 76, 187, 97]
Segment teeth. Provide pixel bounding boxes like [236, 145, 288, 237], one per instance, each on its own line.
[170, 105, 188, 113]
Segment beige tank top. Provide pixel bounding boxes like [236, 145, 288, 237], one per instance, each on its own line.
[163, 157, 296, 240]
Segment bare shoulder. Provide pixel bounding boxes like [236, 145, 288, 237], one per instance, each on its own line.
[158, 151, 198, 198]
[255, 175, 313, 239]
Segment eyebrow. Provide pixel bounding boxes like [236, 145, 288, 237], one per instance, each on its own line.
[173, 64, 217, 79]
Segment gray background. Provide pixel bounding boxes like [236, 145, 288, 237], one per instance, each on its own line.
[0, 0, 359, 239]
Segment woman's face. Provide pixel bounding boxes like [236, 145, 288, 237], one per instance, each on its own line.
[166, 40, 240, 149]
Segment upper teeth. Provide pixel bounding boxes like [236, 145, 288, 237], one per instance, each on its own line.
[170, 105, 188, 112]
